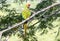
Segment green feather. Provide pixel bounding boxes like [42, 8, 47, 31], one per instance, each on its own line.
[22, 6, 31, 19]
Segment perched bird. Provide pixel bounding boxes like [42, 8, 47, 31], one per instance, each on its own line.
[22, 3, 31, 36]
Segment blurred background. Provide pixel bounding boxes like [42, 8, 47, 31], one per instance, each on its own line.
[0, 0, 60, 41]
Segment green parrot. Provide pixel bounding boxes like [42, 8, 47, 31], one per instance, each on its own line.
[22, 3, 31, 36]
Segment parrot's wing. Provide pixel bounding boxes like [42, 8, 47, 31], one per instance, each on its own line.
[22, 8, 31, 19]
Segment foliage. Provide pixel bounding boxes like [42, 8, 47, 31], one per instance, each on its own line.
[0, 0, 60, 41]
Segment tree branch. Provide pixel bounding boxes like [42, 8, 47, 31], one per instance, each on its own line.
[30, 8, 60, 27]
[0, 3, 60, 34]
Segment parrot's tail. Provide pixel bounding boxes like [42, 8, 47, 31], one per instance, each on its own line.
[23, 23, 28, 37]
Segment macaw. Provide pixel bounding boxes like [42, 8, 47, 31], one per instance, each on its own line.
[22, 3, 31, 36]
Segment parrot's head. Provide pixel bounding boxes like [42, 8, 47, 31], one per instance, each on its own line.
[26, 3, 31, 8]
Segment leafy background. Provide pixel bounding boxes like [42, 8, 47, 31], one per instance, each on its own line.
[0, 0, 60, 41]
